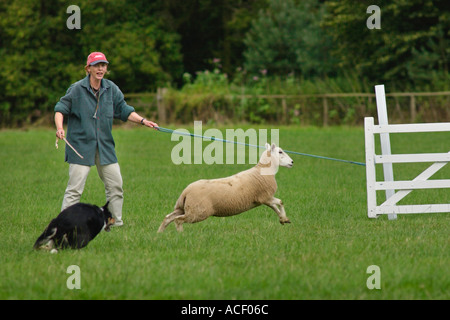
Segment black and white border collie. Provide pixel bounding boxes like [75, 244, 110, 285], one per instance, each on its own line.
[34, 202, 115, 253]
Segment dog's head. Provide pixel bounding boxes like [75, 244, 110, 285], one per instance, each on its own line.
[100, 201, 115, 232]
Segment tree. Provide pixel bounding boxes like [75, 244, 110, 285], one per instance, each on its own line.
[74, 0, 183, 92]
[0, 0, 183, 126]
[323, 0, 449, 89]
[243, 0, 335, 78]
[0, 0, 81, 125]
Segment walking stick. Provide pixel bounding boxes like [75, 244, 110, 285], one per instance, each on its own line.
[55, 137, 84, 159]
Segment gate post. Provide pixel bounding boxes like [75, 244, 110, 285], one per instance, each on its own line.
[375, 85, 397, 220]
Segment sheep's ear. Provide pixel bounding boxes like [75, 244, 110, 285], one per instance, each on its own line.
[265, 143, 271, 151]
[271, 143, 276, 152]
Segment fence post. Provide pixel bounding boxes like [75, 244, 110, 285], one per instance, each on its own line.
[375, 85, 397, 220]
[157, 87, 167, 123]
[365, 117, 377, 218]
[323, 97, 328, 126]
[410, 95, 416, 123]
[282, 98, 288, 124]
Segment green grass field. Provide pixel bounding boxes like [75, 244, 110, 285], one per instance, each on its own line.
[0, 125, 448, 300]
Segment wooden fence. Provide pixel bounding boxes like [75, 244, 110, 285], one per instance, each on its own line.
[125, 89, 450, 125]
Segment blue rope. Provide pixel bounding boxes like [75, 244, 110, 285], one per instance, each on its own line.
[155, 126, 366, 167]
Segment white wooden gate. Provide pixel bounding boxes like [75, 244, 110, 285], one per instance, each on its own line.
[364, 85, 450, 219]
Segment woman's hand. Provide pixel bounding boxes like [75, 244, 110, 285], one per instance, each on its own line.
[142, 119, 158, 129]
[56, 128, 65, 139]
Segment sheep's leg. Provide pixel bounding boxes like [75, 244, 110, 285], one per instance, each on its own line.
[174, 217, 184, 232]
[265, 197, 291, 224]
[158, 209, 184, 233]
[173, 212, 211, 232]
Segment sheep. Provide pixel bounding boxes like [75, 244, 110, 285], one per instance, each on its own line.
[157, 143, 293, 232]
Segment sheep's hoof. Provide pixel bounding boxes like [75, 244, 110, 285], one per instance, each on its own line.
[157, 226, 165, 233]
[280, 219, 291, 225]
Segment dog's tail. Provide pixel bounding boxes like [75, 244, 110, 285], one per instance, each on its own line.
[33, 225, 58, 250]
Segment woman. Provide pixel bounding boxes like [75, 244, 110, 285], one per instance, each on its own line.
[54, 52, 158, 226]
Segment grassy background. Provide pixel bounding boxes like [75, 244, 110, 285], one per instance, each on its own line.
[0, 125, 448, 299]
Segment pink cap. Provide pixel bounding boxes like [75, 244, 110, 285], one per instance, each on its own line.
[86, 52, 109, 66]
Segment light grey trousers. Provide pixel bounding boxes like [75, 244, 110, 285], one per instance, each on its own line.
[61, 151, 124, 225]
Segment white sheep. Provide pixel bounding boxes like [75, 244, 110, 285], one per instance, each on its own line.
[157, 143, 293, 232]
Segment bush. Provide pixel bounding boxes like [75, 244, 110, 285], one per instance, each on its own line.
[161, 61, 449, 125]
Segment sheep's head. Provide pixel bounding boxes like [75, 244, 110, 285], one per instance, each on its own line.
[260, 143, 294, 175]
